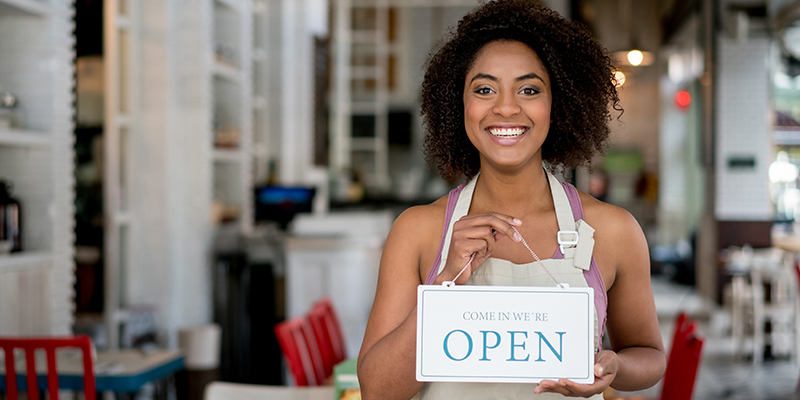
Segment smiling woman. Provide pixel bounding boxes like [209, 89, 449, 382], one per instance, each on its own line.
[421, 0, 622, 182]
[356, 1, 665, 399]
[462, 41, 553, 175]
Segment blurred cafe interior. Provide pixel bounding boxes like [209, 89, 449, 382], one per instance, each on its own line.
[1, 0, 800, 399]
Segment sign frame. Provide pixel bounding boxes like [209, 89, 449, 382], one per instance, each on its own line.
[416, 284, 595, 384]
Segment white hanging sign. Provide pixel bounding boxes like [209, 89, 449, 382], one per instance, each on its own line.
[416, 285, 595, 384]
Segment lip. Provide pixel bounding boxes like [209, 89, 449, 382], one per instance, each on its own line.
[485, 124, 528, 144]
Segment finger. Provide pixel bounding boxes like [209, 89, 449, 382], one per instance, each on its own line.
[558, 378, 600, 394]
[534, 379, 572, 396]
[450, 238, 489, 264]
[594, 363, 606, 378]
[451, 226, 495, 255]
[594, 350, 618, 378]
[458, 213, 523, 243]
[453, 225, 500, 254]
[533, 379, 558, 395]
[536, 378, 605, 397]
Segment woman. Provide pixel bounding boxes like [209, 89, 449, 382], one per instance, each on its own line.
[357, 1, 666, 398]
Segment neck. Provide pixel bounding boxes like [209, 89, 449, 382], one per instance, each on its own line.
[472, 166, 554, 216]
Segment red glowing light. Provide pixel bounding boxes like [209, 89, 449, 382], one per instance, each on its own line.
[676, 91, 691, 108]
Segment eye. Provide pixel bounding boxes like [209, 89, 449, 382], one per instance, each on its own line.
[520, 87, 540, 95]
[474, 86, 494, 95]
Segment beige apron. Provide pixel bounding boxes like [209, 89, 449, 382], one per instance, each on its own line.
[419, 171, 603, 400]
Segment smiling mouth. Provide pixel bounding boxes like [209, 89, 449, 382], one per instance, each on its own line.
[488, 127, 526, 138]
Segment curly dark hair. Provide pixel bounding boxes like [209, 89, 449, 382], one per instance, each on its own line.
[421, 0, 622, 182]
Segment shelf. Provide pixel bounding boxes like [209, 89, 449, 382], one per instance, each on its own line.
[350, 65, 383, 80]
[351, 30, 384, 44]
[0, 251, 51, 273]
[352, 137, 380, 151]
[214, 0, 241, 13]
[213, 148, 244, 162]
[351, 0, 483, 6]
[0, 0, 52, 17]
[114, 212, 131, 226]
[252, 47, 267, 62]
[212, 59, 243, 83]
[774, 129, 800, 146]
[351, 100, 389, 114]
[253, 95, 267, 110]
[117, 114, 132, 128]
[0, 129, 51, 148]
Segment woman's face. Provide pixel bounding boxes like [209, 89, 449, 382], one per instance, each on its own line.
[463, 40, 552, 173]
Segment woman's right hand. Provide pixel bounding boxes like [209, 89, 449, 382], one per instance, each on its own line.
[436, 212, 523, 284]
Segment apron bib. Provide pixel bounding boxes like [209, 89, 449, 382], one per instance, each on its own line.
[420, 171, 603, 400]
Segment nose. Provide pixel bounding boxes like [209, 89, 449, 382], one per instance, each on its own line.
[492, 90, 520, 117]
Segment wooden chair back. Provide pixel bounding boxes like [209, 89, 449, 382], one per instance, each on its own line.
[0, 335, 96, 400]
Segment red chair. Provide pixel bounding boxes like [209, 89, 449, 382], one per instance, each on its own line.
[659, 312, 704, 400]
[274, 316, 325, 386]
[607, 313, 705, 400]
[308, 297, 347, 378]
[0, 335, 96, 400]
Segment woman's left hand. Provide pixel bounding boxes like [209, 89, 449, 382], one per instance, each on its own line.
[533, 350, 618, 397]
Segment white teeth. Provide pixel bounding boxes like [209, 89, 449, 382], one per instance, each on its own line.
[488, 127, 525, 138]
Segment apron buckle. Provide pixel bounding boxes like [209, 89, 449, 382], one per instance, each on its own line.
[558, 230, 579, 254]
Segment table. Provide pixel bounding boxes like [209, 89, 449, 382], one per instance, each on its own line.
[0, 349, 183, 397]
[204, 382, 335, 400]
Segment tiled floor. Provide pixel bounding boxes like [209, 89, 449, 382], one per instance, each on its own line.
[613, 276, 800, 400]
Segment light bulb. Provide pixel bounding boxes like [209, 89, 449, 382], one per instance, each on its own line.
[613, 70, 626, 87]
[627, 50, 644, 66]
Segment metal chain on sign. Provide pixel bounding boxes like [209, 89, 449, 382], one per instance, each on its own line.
[448, 226, 560, 286]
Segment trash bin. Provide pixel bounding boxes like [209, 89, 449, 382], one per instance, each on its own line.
[177, 324, 221, 400]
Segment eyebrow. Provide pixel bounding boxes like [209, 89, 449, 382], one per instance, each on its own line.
[469, 72, 547, 86]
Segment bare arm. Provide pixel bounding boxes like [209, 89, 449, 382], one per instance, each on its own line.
[357, 204, 523, 399]
[357, 207, 427, 400]
[603, 207, 666, 390]
[535, 204, 666, 396]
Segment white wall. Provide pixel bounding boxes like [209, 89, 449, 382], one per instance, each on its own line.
[715, 36, 773, 221]
[658, 78, 705, 245]
[0, 0, 76, 335]
[127, 0, 213, 347]
[279, 0, 328, 185]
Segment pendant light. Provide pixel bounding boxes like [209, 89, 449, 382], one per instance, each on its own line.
[615, 0, 653, 67]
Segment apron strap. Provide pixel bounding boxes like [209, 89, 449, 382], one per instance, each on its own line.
[549, 173, 595, 270]
[547, 171, 576, 232]
[572, 220, 595, 270]
[436, 173, 479, 275]
[547, 171, 583, 261]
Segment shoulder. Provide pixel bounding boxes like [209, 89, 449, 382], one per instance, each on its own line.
[576, 190, 649, 285]
[383, 194, 450, 276]
[390, 195, 448, 239]
[577, 190, 643, 238]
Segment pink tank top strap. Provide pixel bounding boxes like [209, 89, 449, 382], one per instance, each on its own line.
[560, 180, 585, 220]
[424, 184, 466, 285]
[559, 181, 608, 346]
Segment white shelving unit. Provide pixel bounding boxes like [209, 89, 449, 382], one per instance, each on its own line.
[0, 0, 76, 335]
[252, 0, 270, 183]
[92, 0, 255, 348]
[330, 0, 480, 193]
[210, 0, 253, 233]
[0, 0, 52, 16]
[0, 251, 52, 273]
[0, 129, 52, 148]
[103, 0, 139, 349]
[330, 0, 392, 192]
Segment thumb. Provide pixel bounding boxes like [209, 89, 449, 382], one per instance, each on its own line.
[594, 363, 606, 377]
[593, 352, 617, 378]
